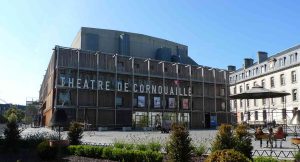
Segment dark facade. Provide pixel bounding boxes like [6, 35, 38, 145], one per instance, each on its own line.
[39, 28, 230, 129]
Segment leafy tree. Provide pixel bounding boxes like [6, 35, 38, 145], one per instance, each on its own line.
[205, 149, 251, 162]
[233, 124, 253, 159]
[167, 123, 193, 162]
[4, 113, 21, 152]
[211, 124, 253, 159]
[4, 107, 25, 123]
[68, 121, 83, 145]
[211, 124, 234, 151]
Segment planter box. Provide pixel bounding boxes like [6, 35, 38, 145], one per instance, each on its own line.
[49, 140, 69, 147]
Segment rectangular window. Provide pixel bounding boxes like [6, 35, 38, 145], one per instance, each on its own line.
[241, 112, 244, 121]
[246, 84, 249, 90]
[254, 99, 257, 106]
[280, 74, 285, 86]
[263, 110, 267, 121]
[234, 100, 237, 108]
[292, 71, 297, 83]
[246, 99, 249, 107]
[240, 86, 243, 93]
[293, 89, 297, 101]
[240, 100, 243, 107]
[247, 111, 251, 121]
[270, 77, 275, 88]
[253, 81, 256, 87]
[234, 87, 236, 94]
[255, 111, 258, 120]
[261, 79, 265, 88]
[262, 99, 266, 105]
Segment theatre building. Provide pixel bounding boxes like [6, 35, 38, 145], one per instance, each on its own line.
[39, 27, 230, 129]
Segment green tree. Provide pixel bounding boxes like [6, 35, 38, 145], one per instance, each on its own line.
[68, 121, 83, 145]
[24, 105, 38, 124]
[4, 113, 21, 152]
[211, 124, 235, 152]
[233, 124, 253, 159]
[167, 123, 193, 162]
[4, 107, 25, 123]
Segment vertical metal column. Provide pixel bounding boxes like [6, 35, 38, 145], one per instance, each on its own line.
[114, 54, 118, 127]
[176, 63, 179, 123]
[130, 57, 134, 128]
[213, 69, 217, 125]
[76, 50, 80, 122]
[96, 52, 99, 127]
[224, 70, 229, 123]
[202, 67, 205, 128]
[188, 65, 192, 128]
[147, 59, 151, 127]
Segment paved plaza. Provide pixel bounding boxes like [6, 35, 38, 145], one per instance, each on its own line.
[1, 124, 300, 159]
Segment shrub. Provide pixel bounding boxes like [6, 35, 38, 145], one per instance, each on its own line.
[205, 149, 251, 162]
[145, 150, 163, 162]
[211, 124, 234, 152]
[20, 132, 48, 148]
[148, 141, 161, 152]
[3, 115, 21, 152]
[68, 122, 83, 145]
[295, 151, 300, 161]
[113, 141, 126, 149]
[136, 143, 148, 151]
[233, 124, 253, 159]
[37, 141, 57, 160]
[102, 146, 113, 159]
[167, 123, 193, 162]
[194, 144, 206, 156]
[124, 143, 134, 150]
[253, 156, 278, 162]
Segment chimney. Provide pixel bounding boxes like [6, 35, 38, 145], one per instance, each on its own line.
[227, 65, 236, 72]
[257, 51, 268, 63]
[244, 58, 254, 69]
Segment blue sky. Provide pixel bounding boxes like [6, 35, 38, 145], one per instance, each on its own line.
[1, 0, 300, 105]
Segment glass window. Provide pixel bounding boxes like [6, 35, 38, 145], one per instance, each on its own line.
[262, 99, 266, 105]
[240, 86, 243, 93]
[280, 74, 285, 86]
[254, 99, 257, 106]
[293, 89, 297, 101]
[292, 71, 297, 83]
[270, 77, 275, 88]
[255, 111, 258, 120]
[263, 110, 267, 120]
[241, 112, 244, 121]
[247, 111, 251, 121]
[246, 99, 249, 107]
[261, 79, 265, 88]
[246, 84, 249, 90]
[240, 100, 243, 107]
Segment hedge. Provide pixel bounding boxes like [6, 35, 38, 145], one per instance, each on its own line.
[67, 145, 163, 162]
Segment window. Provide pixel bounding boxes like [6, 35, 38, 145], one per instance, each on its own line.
[262, 99, 266, 105]
[241, 112, 244, 121]
[292, 71, 297, 83]
[270, 77, 275, 88]
[134, 63, 140, 69]
[281, 96, 285, 103]
[252, 69, 255, 76]
[253, 81, 257, 87]
[282, 109, 286, 119]
[263, 110, 267, 120]
[233, 87, 236, 94]
[247, 111, 251, 120]
[292, 89, 297, 101]
[280, 74, 285, 86]
[256, 67, 259, 74]
[261, 79, 265, 88]
[290, 54, 295, 64]
[246, 84, 249, 90]
[234, 100, 237, 108]
[254, 99, 257, 106]
[240, 100, 243, 107]
[279, 58, 284, 67]
[240, 86, 243, 93]
[271, 98, 275, 105]
[255, 111, 258, 120]
[246, 99, 249, 107]
[264, 64, 267, 72]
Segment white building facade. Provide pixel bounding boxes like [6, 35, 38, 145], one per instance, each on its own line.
[229, 45, 300, 126]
